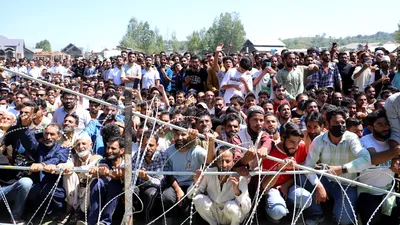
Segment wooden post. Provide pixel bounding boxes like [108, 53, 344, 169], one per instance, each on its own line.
[123, 85, 133, 225]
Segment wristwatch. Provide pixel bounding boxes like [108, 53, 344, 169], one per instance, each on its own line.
[341, 165, 348, 174]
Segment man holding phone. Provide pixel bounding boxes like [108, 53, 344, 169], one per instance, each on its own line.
[352, 51, 373, 92]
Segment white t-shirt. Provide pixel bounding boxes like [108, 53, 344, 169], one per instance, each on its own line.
[220, 68, 253, 103]
[252, 70, 272, 98]
[52, 106, 92, 131]
[141, 68, 160, 89]
[111, 67, 123, 85]
[352, 66, 371, 92]
[122, 63, 141, 88]
[359, 134, 393, 194]
[28, 67, 40, 79]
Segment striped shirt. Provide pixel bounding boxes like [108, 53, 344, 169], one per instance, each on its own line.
[304, 131, 371, 186]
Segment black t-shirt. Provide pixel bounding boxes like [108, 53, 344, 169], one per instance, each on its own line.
[291, 109, 303, 119]
[186, 68, 206, 91]
[337, 62, 355, 95]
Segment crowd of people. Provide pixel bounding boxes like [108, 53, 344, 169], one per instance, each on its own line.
[0, 42, 399, 225]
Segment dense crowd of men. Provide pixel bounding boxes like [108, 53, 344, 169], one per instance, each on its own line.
[0, 42, 399, 225]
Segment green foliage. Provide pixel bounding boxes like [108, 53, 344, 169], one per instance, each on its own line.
[186, 12, 246, 55]
[35, 39, 51, 52]
[395, 22, 400, 44]
[282, 32, 396, 49]
[119, 17, 165, 54]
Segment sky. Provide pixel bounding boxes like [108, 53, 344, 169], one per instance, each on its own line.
[1, 0, 399, 51]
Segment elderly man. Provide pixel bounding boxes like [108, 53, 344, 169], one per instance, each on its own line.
[188, 146, 251, 225]
[57, 133, 102, 223]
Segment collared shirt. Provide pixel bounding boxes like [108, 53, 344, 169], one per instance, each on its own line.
[52, 106, 92, 130]
[276, 66, 307, 101]
[309, 63, 341, 90]
[352, 65, 372, 93]
[132, 150, 168, 187]
[304, 131, 371, 186]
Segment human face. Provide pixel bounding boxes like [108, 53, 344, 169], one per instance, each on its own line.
[248, 113, 264, 133]
[245, 96, 256, 108]
[176, 93, 185, 103]
[264, 115, 278, 134]
[174, 130, 190, 150]
[75, 139, 92, 155]
[263, 103, 274, 114]
[224, 119, 240, 138]
[382, 92, 391, 100]
[348, 125, 363, 138]
[197, 92, 205, 103]
[338, 54, 348, 64]
[279, 105, 291, 119]
[89, 103, 101, 115]
[95, 90, 103, 99]
[270, 57, 279, 68]
[105, 140, 124, 161]
[62, 95, 77, 110]
[215, 100, 224, 113]
[356, 95, 367, 108]
[328, 114, 346, 130]
[141, 136, 158, 158]
[282, 136, 302, 157]
[205, 91, 215, 104]
[285, 54, 296, 68]
[230, 99, 241, 111]
[191, 59, 200, 70]
[0, 113, 15, 128]
[371, 117, 390, 141]
[43, 126, 61, 148]
[306, 121, 322, 141]
[317, 91, 328, 103]
[366, 88, 376, 99]
[322, 52, 331, 63]
[86, 87, 94, 96]
[304, 57, 314, 66]
[347, 104, 357, 117]
[332, 93, 342, 106]
[223, 59, 233, 69]
[63, 116, 77, 133]
[216, 150, 234, 172]
[37, 90, 46, 100]
[258, 94, 268, 104]
[168, 96, 175, 106]
[306, 102, 318, 113]
[19, 106, 33, 121]
[196, 115, 212, 134]
[274, 87, 285, 100]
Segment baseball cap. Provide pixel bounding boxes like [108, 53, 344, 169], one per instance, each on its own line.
[381, 56, 390, 63]
[244, 92, 256, 100]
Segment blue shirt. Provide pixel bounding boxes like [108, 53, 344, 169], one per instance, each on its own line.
[158, 67, 173, 92]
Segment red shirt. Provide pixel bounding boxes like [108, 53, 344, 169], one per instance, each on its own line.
[262, 142, 307, 187]
[271, 99, 290, 114]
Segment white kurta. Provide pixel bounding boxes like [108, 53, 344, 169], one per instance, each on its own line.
[188, 167, 251, 225]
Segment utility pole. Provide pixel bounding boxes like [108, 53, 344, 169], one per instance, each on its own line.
[123, 83, 133, 225]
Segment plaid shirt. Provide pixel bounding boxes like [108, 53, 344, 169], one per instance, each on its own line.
[132, 150, 168, 187]
[304, 131, 371, 186]
[309, 63, 341, 90]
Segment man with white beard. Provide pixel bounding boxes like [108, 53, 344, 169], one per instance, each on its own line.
[57, 133, 103, 223]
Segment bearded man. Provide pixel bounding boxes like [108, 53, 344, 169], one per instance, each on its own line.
[188, 146, 251, 225]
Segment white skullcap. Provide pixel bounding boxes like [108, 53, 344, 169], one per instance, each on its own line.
[76, 132, 92, 143]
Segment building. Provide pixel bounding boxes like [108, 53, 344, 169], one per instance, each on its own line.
[340, 41, 398, 52]
[241, 39, 286, 53]
[33, 51, 70, 61]
[61, 43, 83, 58]
[0, 35, 35, 60]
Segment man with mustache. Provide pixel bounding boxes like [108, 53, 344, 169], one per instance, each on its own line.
[303, 111, 324, 151]
[131, 131, 168, 223]
[59, 114, 79, 148]
[264, 113, 280, 143]
[83, 98, 123, 156]
[54, 133, 102, 224]
[161, 120, 206, 224]
[357, 109, 400, 225]
[188, 146, 251, 225]
[270, 84, 290, 113]
[19, 123, 69, 220]
[308, 50, 342, 92]
[52, 92, 91, 130]
[85, 137, 125, 225]
[261, 122, 311, 223]
[141, 56, 160, 89]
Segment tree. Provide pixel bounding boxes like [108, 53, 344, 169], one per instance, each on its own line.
[170, 31, 180, 52]
[119, 17, 165, 54]
[396, 22, 400, 44]
[35, 39, 51, 52]
[186, 12, 246, 55]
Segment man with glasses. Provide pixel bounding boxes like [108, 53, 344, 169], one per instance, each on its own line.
[52, 92, 91, 130]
